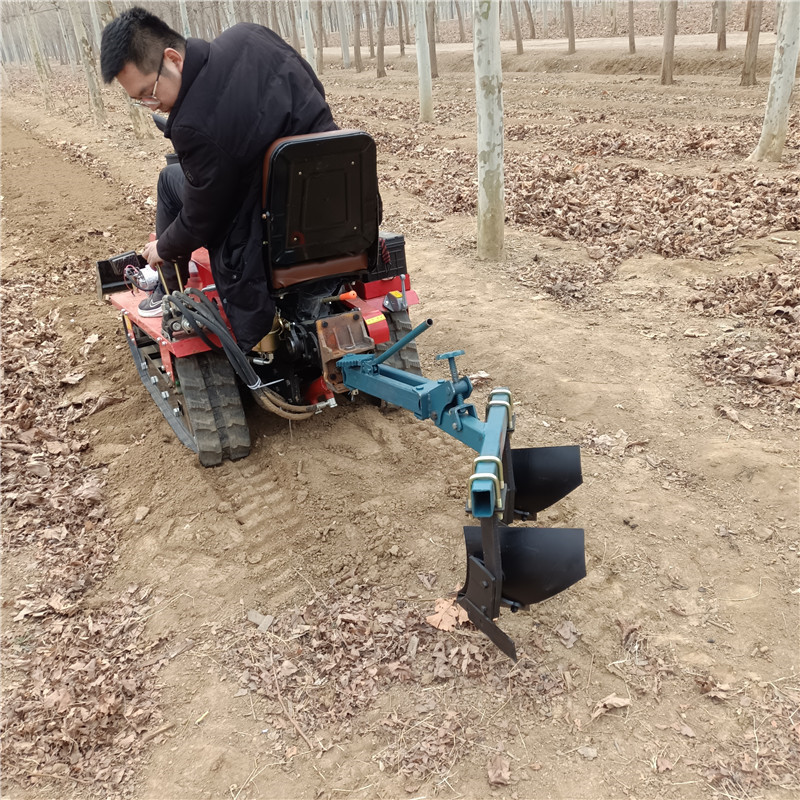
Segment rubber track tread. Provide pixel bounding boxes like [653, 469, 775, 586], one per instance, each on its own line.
[199, 353, 251, 462]
[175, 354, 223, 466]
[377, 309, 423, 376]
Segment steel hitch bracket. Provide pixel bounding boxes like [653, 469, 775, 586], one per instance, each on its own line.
[338, 321, 586, 660]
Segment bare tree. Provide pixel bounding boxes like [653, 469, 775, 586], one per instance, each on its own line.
[65, 1, 106, 123]
[628, 0, 635, 54]
[564, 0, 575, 55]
[376, 0, 388, 77]
[22, 3, 53, 110]
[414, 0, 433, 121]
[740, 0, 763, 86]
[748, 0, 799, 161]
[660, 0, 678, 85]
[716, 0, 727, 51]
[474, 0, 504, 261]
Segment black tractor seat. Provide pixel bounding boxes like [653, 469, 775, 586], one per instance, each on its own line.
[261, 129, 379, 292]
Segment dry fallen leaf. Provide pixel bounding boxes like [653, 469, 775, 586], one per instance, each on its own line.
[577, 746, 598, 760]
[556, 620, 580, 648]
[487, 753, 511, 786]
[425, 597, 468, 631]
[591, 693, 631, 720]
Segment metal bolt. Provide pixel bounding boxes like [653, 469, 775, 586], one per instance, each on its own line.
[150, 376, 158, 384]
[161, 391, 169, 399]
[452, 422, 458, 430]
[172, 407, 181, 417]
[482, 580, 489, 589]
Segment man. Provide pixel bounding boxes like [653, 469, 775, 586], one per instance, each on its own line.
[100, 7, 337, 350]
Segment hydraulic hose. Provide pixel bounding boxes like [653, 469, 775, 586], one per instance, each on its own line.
[166, 290, 322, 419]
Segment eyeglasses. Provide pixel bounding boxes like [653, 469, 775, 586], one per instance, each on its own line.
[132, 56, 164, 108]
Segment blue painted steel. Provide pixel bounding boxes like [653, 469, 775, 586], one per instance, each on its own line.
[338, 338, 512, 518]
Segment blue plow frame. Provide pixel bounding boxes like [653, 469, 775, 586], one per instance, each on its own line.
[338, 319, 586, 660]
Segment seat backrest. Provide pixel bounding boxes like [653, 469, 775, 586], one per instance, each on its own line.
[262, 130, 379, 290]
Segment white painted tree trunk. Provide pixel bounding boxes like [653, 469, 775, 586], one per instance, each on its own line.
[474, 0, 504, 261]
[414, 0, 434, 121]
[66, 0, 106, 123]
[748, 0, 800, 161]
[178, 0, 192, 37]
[299, 0, 316, 70]
[337, 1, 351, 68]
[222, 0, 237, 29]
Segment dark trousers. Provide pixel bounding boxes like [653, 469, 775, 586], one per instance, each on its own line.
[156, 164, 190, 292]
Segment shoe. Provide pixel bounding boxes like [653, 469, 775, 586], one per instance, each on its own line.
[138, 287, 165, 317]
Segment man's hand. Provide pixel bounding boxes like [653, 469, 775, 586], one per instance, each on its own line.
[142, 239, 163, 267]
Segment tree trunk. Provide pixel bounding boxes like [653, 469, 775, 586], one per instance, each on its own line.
[564, 0, 575, 54]
[660, 0, 678, 85]
[524, 1, 536, 39]
[287, 1, 301, 52]
[510, 1, 524, 54]
[178, 0, 192, 37]
[740, 0, 762, 86]
[377, 0, 388, 77]
[403, 1, 412, 44]
[337, 1, 352, 67]
[23, 3, 53, 109]
[88, 1, 103, 64]
[717, 0, 727, 51]
[744, 0, 752, 31]
[747, 0, 800, 161]
[455, 0, 465, 42]
[426, 1, 438, 78]
[364, 0, 375, 57]
[56, 4, 79, 77]
[414, 0, 433, 121]
[628, 0, 635, 54]
[299, 0, 316, 70]
[222, 0, 237, 29]
[474, 0, 504, 261]
[353, 1, 363, 72]
[397, 0, 405, 55]
[540, 0, 549, 39]
[313, 0, 324, 73]
[66, 1, 106, 123]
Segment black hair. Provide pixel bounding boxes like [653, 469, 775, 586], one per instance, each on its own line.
[100, 6, 186, 84]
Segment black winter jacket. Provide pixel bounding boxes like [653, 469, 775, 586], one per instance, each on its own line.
[158, 24, 337, 350]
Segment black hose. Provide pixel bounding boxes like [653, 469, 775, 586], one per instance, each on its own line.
[166, 290, 322, 416]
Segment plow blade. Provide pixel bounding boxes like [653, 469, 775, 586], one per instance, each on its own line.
[459, 524, 586, 660]
[509, 445, 583, 516]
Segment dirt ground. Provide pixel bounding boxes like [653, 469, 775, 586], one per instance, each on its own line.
[2, 25, 799, 800]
